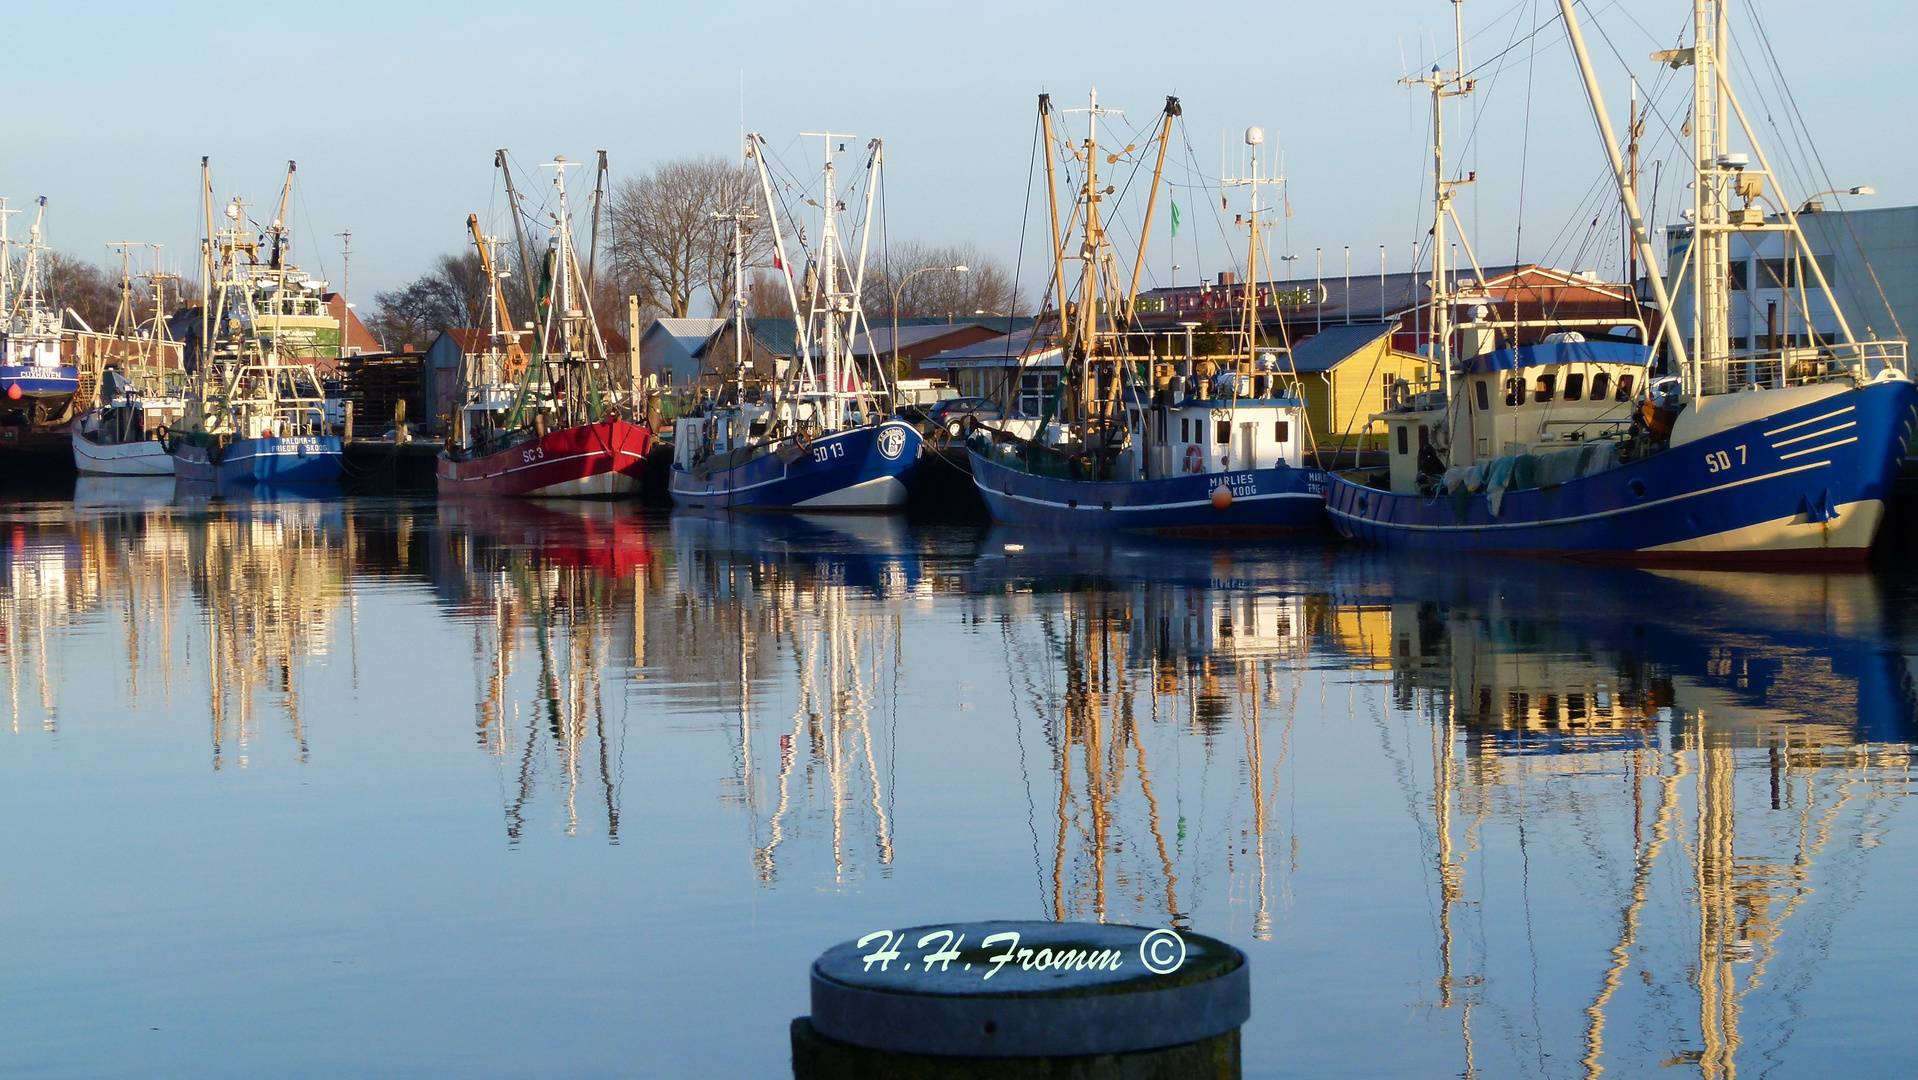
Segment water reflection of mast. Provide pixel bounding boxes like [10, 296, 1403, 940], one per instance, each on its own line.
[188, 508, 346, 768]
[757, 582, 896, 883]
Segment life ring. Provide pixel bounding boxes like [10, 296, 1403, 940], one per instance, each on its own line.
[1183, 444, 1204, 474]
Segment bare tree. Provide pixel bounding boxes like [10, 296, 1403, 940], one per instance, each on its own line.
[366, 252, 488, 349]
[40, 252, 120, 331]
[867, 242, 1025, 323]
[746, 268, 791, 320]
[605, 156, 770, 319]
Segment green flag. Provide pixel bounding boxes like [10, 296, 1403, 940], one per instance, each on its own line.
[1170, 200, 1182, 238]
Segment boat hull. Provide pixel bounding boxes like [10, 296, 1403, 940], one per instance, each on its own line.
[1325, 376, 1918, 565]
[72, 428, 174, 476]
[174, 435, 345, 484]
[0, 364, 79, 400]
[436, 419, 651, 498]
[967, 446, 1327, 533]
[668, 420, 920, 511]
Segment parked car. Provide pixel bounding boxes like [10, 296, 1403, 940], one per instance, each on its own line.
[926, 396, 1004, 436]
[894, 381, 960, 423]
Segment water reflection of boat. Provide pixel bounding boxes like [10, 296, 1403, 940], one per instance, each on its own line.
[971, 531, 1320, 935]
[184, 499, 349, 767]
[671, 509, 923, 598]
[1331, 554, 1914, 1079]
[437, 498, 654, 575]
[1335, 552, 1918, 746]
[173, 478, 345, 506]
[431, 497, 647, 843]
[72, 475, 177, 508]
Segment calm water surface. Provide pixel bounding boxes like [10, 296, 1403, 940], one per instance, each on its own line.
[5, 481, 1918, 1078]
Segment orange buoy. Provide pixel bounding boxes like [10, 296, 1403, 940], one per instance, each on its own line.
[1210, 485, 1233, 509]
[5, 384, 19, 401]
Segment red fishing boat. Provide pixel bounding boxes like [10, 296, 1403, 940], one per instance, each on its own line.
[437, 153, 651, 499]
[437, 415, 651, 497]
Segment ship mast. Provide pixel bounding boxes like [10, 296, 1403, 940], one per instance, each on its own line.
[0, 198, 15, 325]
[1405, 1, 1474, 376]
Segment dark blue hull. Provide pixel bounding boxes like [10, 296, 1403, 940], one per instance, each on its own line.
[1325, 376, 1918, 564]
[0, 365, 79, 399]
[967, 447, 1326, 533]
[669, 420, 921, 511]
[174, 435, 344, 484]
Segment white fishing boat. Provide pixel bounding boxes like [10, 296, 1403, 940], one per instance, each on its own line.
[72, 245, 189, 475]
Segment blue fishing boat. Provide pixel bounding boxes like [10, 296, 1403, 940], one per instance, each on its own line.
[1324, 1, 1912, 565]
[967, 386, 1323, 532]
[0, 198, 81, 425]
[967, 96, 1323, 534]
[170, 162, 343, 484]
[670, 133, 919, 511]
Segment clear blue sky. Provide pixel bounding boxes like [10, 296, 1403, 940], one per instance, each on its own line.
[9, 0, 1909, 309]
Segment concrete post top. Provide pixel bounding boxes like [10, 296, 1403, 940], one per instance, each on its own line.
[809, 921, 1249, 1057]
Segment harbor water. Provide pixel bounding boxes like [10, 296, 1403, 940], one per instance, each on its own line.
[5, 484, 1918, 1078]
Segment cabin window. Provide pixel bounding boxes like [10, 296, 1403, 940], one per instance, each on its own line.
[1017, 372, 1060, 417]
[1181, 417, 1191, 442]
[1475, 379, 1490, 412]
[1129, 409, 1140, 432]
[1614, 373, 1635, 401]
[1396, 425, 1409, 455]
[1216, 420, 1231, 444]
[1564, 373, 1585, 401]
[1535, 372, 1557, 402]
[1505, 377, 1526, 406]
[1273, 420, 1289, 443]
[1590, 372, 1610, 400]
[1158, 410, 1168, 440]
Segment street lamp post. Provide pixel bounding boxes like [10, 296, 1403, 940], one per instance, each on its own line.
[893, 264, 968, 381]
[1798, 186, 1874, 214]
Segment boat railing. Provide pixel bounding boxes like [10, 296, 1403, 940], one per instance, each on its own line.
[1538, 417, 1633, 441]
[272, 403, 330, 436]
[1700, 339, 1907, 396]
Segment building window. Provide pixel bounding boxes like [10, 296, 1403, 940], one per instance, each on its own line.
[1564, 372, 1585, 401]
[1535, 372, 1557, 402]
[1380, 372, 1396, 407]
[1475, 379, 1490, 412]
[1274, 420, 1289, 443]
[1758, 258, 1791, 289]
[1614, 373, 1635, 401]
[1729, 261, 1749, 291]
[1216, 419, 1230, 444]
[1590, 371, 1610, 400]
[1505, 377, 1526, 406]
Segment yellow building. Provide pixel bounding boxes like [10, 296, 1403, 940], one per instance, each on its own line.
[1281, 323, 1431, 457]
